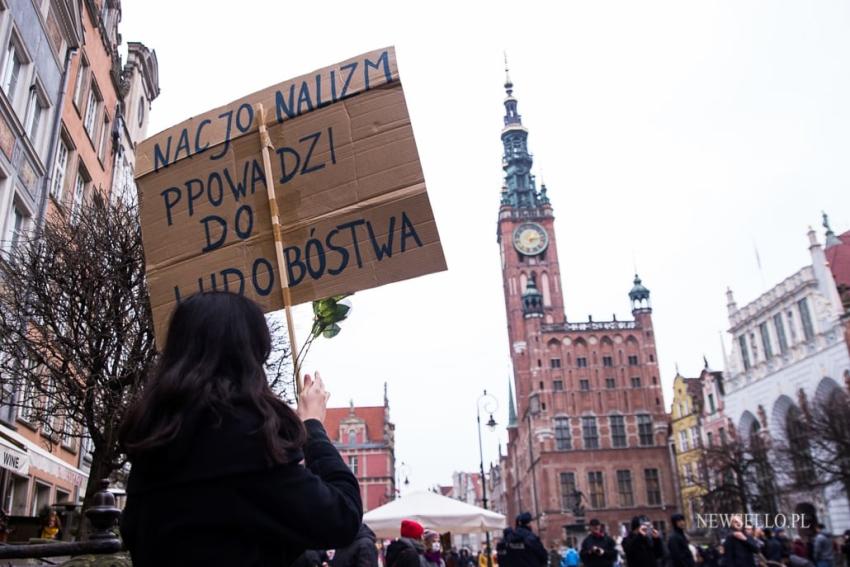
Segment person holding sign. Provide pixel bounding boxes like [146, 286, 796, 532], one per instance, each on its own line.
[119, 291, 362, 566]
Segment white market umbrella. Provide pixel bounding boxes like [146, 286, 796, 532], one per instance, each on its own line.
[364, 491, 506, 538]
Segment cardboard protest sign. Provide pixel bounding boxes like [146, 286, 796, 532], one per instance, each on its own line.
[136, 47, 446, 343]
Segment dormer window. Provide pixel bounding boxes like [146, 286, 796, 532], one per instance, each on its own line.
[348, 429, 357, 446]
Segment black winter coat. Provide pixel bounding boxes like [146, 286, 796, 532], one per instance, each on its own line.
[386, 538, 428, 567]
[668, 529, 695, 567]
[121, 410, 363, 567]
[622, 532, 664, 567]
[502, 526, 548, 567]
[723, 533, 760, 567]
[580, 532, 618, 567]
[333, 524, 379, 567]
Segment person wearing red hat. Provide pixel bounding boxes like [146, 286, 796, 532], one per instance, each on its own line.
[386, 520, 429, 567]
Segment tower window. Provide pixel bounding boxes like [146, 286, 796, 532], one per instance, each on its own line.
[602, 356, 613, 367]
[579, 379, 590, 391]
[631, 377, 641, 388]
[605, 378, 616, 389]
[582, 417, 599, 449]
[576, 357, 588, 368]
[637, 414, 654, 446]
[550, 358, 561, 369]
[649, 354, 655, 362]
[554, 417, 572, 450]
[628, 355, 639, 366]
[610, 415, 626, 448]
[539, 381, 544, 390]
[553, 380, 564, 391]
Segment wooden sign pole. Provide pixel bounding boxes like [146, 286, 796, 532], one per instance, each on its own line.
[256, 103, 302, 397]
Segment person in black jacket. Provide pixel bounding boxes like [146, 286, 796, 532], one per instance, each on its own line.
[580, 519, 618, 567]
[763, 529, 784, 563]
[386, 519, 428, 567]
[503, 513, 548, 567]
[668, 514, 695, 567]
[119, 292, 363, 567]
[332, 524, 379, 567]
[722, 516, 760, 567]
[622, 516, 664, 567]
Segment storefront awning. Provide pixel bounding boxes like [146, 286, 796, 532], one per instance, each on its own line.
[0, 435, 29, 476]
[0, 427, 87, 487]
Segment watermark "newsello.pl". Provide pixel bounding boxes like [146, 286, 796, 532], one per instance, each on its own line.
[696, 514, 813, 529]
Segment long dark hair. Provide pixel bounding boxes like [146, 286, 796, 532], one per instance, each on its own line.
[120, 292, 305, 463]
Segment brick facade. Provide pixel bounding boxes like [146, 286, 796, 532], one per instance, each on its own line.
[324, 391, 395, 513]
[497, 71, 677, 548]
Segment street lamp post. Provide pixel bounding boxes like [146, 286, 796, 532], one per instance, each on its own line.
[477, 390, 498, 567]
[396, 461, 411, 498]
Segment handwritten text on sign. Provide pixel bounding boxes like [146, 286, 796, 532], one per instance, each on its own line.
[135, 47, 446, 343]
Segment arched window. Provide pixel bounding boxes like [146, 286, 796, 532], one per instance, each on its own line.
[749, 421, 778, 515]
[786, 406, 814, 485]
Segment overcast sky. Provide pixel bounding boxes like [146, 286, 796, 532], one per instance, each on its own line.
[120, 1, 850, 493]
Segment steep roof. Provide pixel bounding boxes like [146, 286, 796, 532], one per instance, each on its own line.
[826, 229, 850, 293]
[324, 405, 386, 443]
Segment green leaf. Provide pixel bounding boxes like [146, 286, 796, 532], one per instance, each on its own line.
[322, 324, 341, 339]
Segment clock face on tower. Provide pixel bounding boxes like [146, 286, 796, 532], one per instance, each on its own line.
[512, 222, 549, 256]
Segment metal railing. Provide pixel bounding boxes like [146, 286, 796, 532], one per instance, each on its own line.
[0, 479, 122, 561]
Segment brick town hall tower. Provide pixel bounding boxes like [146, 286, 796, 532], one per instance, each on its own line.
[498, 70, 678, 547]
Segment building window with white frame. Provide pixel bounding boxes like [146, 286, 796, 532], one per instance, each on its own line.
[738, 335, 751, 370]
[4, 200, 30, 252]
[83, 81, 102, 139]
[679, 430, 688, 452]
[52, 138, 70, 201]
[97, 113, 110, 162]
[72, 54, 89, 110]
[773, 313, 789, 354]
[797, 298, 815, 341]
[24, 82, 48, 152]
[1, 34, 25, 106]
[348, 456, 358, 476]
[690, 426, 700, 449]
[759, 322, 773, 359]
[70, 166, 89, 224]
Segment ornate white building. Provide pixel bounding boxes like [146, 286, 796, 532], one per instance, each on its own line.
[724, 224, 850, 532]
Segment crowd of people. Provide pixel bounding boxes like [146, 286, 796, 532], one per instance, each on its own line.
[288, 512, 850, 567]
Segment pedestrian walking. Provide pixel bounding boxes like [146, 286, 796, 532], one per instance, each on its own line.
[549, 546, 564, 567]
[580, 519, 617, 567]
[119, 292, 362, 567]
[424, 530, 446, 567]
[459, 549, 475, 567]
[332, 524, 379, 567]
[813, 524, 835, 567]
[386, 520, 429, 567]
[622, 516, 663, 567]
[503, 513, 548, 567]
[793, 538, 809, 559]
[722, 516, 760, 567]
[668, 514, 695, 567]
